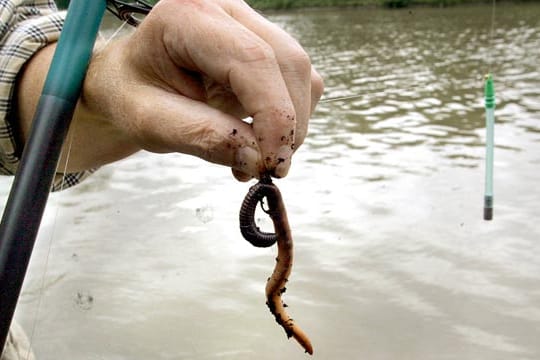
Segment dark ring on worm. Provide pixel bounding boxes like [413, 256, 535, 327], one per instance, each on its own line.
[240, 181, 278, 248]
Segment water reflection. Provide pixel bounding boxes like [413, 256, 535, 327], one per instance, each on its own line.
[280, 4, 540, 180]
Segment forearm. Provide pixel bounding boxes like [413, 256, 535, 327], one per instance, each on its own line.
[15, 41, 141, 173]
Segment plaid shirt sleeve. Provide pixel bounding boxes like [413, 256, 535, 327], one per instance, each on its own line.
[0, 0, 94, 191]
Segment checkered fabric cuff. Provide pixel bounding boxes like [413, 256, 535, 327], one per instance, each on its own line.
[0, 0, 94, 191]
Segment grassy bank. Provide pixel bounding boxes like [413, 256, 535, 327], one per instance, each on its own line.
[245, 0, 534, 9]
[246, 0, 383, 9]
[55, 0, 539, 11]
[53, 0, 408, 8]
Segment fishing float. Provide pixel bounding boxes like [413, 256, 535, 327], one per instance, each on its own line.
[483, 74, 495, 220]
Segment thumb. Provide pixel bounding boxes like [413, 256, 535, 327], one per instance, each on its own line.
[121, 86, 264, 177]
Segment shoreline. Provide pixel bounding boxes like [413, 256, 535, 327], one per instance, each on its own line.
[246, 0, 537, 10]
[54, 1, 539, 11]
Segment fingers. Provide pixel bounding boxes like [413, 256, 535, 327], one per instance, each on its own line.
[222, 0, 325, 162]
[218, 0, 315, 151]
[310, 68, 325, 129]
[232, 168, 253, 182]
[122, 83, 266, 176]
[148, 0, 321, 177]
[123, 0, 324, 179]
[204, 78, 247, 119]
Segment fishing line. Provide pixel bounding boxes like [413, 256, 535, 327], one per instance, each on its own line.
[24, 129, 76, 360]
[320, 94, 366, 103]
[103, 19, 130, 47]
[24, 14, 129, 355]
[483, 0, 497, 220]
[320, 81, 434, 104]
[488, 0, 497, 73]
[0, 2, 130, 355]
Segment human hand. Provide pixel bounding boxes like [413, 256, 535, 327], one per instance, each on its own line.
[82, 0, 323, 180]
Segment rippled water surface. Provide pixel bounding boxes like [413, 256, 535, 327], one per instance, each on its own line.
[3, 4, 540, 359]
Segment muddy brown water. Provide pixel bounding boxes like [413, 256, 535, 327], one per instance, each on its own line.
[2, 4, 539, 359]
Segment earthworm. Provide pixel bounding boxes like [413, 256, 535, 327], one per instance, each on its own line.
[240, 177, 313, 355]
[239, 178, 278, 248]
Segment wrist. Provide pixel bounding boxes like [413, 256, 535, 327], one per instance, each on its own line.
[81, 38, 129, 124]
[61, 38, 140, 171]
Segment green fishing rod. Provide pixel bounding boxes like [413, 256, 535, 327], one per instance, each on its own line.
[0, 1, 154, 351]
[0, 0, 107, 351]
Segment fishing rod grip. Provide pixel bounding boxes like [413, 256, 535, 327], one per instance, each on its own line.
[0, 0, 106, 351]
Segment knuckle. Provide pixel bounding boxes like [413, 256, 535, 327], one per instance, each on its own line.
[269, 104, 296, 129]
[236, 37, 276, 65]
[282, 45, 312, 77]
[127, 101, 168, 152]
[186, 122, 222, 161]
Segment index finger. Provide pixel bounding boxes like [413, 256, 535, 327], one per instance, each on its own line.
[153, 0, 297, 177]
[219, 0, 317, 151]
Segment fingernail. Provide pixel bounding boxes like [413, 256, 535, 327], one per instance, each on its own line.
[231, 168, 253, 182]
[273, 145, 292, 178]
[236, 146, 261, 178]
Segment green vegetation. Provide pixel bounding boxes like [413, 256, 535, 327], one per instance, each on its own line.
[246, 0, 382, 9]
[55, 0, 536, 11]
[246, 0, 378, 10]
[245, 0, 495, 9]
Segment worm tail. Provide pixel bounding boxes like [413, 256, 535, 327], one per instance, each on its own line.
[264, 182, 314, 355]
[240, 179, 313, 354]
